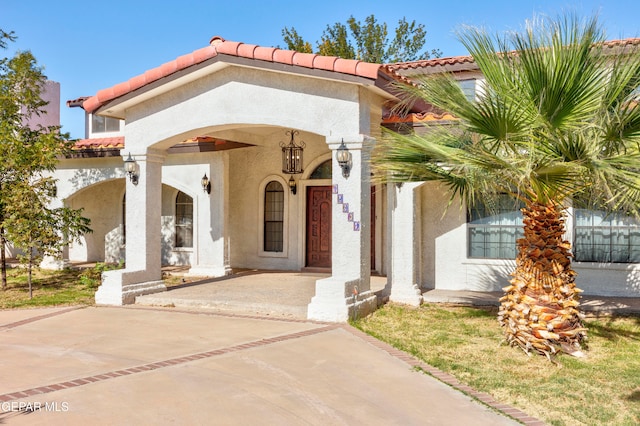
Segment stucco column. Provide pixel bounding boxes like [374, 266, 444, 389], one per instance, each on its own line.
[307, 136, 378, 322]
[188, 153, 231, 277]
[96, 149, 166, 305]
[386, 182, 424, 306]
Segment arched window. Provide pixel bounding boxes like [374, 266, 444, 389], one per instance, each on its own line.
[310, 159, 332, 179]
[264, 181, 284, 252]
[175, 191, 193, 248]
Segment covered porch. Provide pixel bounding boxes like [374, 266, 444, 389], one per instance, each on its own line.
[71, 36, 408, 322]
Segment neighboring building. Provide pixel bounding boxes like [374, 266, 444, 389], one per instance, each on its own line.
[23, 80, 61, 129]
[52, 36, 640, 321]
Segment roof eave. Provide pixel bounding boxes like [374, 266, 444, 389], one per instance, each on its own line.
[92, 55, 397, 119]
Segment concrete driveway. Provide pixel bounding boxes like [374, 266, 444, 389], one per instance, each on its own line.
[0, 306, 526, 425]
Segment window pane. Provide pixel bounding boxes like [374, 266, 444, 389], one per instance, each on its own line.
[106, 117, 121, 132]
[574, 209, 640, 263]
[92, 114, 106, 133]
[175, 191, 193, 248]
[264, 181, 284, 252]
[458, 79, 476, 101]
[468, 195, 523, 259]
[310, 160, 332, 179]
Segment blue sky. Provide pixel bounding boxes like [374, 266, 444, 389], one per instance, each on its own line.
[2, 0, 639, 139]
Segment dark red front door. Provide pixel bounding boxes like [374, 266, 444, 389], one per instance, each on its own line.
[306, 186, 332, 267]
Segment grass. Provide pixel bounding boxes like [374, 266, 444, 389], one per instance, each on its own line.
[354, 303, 640, 426]
[0, 263, 120, 309]
[0, 263, 197, 309]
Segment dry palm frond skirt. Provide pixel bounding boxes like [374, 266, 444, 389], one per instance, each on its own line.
[498, 202, 587, 359]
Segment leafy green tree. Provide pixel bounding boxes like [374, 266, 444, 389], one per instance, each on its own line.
[282, 15, 441, 63]
[0, 29, 91, 290]
[374, 15, 640, 358]
[5, 178, 90, 298]
[281, 27, 313, 54]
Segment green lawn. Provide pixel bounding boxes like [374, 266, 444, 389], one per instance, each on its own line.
[354, 303, 640, 426]
[0, 265, 106, 309]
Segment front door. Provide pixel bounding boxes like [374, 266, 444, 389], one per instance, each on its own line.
[306, 186, 332, 267]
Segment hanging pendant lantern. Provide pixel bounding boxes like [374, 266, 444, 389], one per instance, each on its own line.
[280, 130, 305, 174]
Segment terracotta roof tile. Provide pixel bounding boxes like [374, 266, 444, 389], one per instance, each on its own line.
[292, 52, 317, 68]
[73, 137, 125, 150]
[388, 38, 640, 72]
[313, 55, 339, 71]
[254, 46, 276, 62]
[382, 111, 457, 124]
[82, 36, 390, 114]
[66, 96, 89, 108]
[388, 55, 475, 71]
[237, 43, 258, 58]
[215, 40, 242, 56]
[356, 61, 382, 79]
[79, 36, 640, 114]
[272, 48, 296, 65]
[334, 58, 358, 75]
[603, 37, 640, 47]
[82, 45, 218, 113]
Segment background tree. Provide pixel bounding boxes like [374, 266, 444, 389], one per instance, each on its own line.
[282, 15, 441, 63]
[5, 178, 90, 298]
[374, 15, 640, 358]
[0, 29, 91, 290]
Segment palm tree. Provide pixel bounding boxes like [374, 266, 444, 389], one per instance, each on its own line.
[374, 15, 640, 358]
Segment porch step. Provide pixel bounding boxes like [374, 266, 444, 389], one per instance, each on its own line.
[135, 293, 308, 319]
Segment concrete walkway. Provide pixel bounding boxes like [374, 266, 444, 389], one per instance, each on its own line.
[137, 270, 389, 320]
[138, 269, 640, 317]
[0, 306, 524, 425]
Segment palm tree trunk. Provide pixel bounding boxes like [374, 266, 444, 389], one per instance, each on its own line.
[498, 201, 587, 358]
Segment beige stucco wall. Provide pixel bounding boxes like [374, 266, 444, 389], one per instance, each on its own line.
[122, 66, 372, 154]
[66, 177, 125, 263]
[59, 156, 201, 266]
[418, 183, 640, 297]
[227, 131, 330, 270]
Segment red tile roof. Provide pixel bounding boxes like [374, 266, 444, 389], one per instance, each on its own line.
[83, 36, 400, 114]
[382, 111, 457, 124]
[388, 38, 640, 72]
[66, 96, 90, 108]
[388, 55, 475, 72]
[604, 37, 640, 48]
[73, 137, 125, 150]
[71, 135, 245, 151]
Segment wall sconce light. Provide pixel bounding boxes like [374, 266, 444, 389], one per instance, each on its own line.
[201, 173, 211, 194]
[123, 153, 138, 185]
[336, 139, 352, 179]
[288, 175, 297, 195]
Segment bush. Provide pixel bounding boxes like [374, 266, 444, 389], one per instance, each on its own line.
[78, 262, 123, 289]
